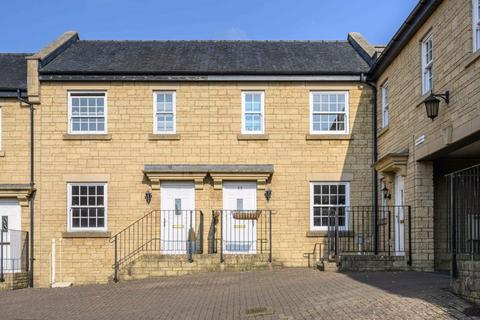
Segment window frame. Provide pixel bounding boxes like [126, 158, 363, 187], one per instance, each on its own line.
[67, 182, 108, 232]
[309, 91, 349, 135]
[381, 82, 390, 128]
[474, 0, 480, 52]
[241, 91, 265, 134]
[67, 91, 108, 135]
[310, 182, 350, 231]
[153, 91, 177, 134]
[421, 32, 433, 94]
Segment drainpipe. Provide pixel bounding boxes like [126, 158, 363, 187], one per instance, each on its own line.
[16, 89, 35, 288]
[360, 74, 379, 255]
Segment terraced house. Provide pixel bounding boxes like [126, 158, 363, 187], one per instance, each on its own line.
[0, 0, 479, 303]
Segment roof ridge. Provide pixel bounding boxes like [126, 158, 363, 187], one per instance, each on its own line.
[0, 53, 32, 55]
[76, 39, 349, 43]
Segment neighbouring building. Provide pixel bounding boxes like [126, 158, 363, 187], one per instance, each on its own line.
[370, 0, 480, 302]
[0, 0, 478, 300]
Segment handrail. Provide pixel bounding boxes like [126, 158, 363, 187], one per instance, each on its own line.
[303, 243, 323, 268]
[110, 209, 159, 241]
[111, 209, 203, 282]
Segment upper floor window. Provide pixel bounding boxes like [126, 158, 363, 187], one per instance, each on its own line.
[310, 182, 350, 231]
[310, 92, 349, 134]
[68, 183, 107, 231]
[421, 33, 433, 94]
[68, 92, 106, 134]
[474, 0, 480, 51]
[154, 92, 176, 134]
[242, 92, 264, 134]
[381, 82, 389, 128]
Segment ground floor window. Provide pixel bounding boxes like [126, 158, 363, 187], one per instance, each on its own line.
[68, 183, 107, 231]
[310, 182, 349, 231]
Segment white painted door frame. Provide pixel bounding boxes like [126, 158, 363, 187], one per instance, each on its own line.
[222, 181, 257, 254]
[0, 199, 22, 273]
[160, 181, 195, 254]
[394, 175, 405, 256]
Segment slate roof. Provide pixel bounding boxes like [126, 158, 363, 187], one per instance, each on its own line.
[39, 40, 370, 76]
[0, 54, 29, 96]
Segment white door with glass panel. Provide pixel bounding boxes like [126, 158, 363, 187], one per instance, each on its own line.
[0, 199, 21, 272]
[223, 181, 257, 254]
[394, 175, 405, 256]
[160, 182, 195, 254]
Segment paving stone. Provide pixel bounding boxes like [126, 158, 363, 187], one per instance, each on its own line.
[0, 269, 478, 320]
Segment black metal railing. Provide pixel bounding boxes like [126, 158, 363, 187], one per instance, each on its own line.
[111, 210, 204, 282]
[211, 210, 272, 263]
[326, 206, 412, 265]
[0, 229, 29, 282]
[447, 164, 480, 277]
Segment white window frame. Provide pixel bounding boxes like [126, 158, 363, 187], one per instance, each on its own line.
[474, 0, 480, 52]
[68, 91, 108, 134]
[310, 182, 350, 231]
[153, 91, 176, 134]
[241, 91, 265, 134]
[67, 182, 108, 232]
[421, 32, 433, 94]
[310, 91, 349, 135]
[381, 82, 389, 128]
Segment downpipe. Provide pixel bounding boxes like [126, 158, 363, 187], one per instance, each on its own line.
[360, 74, 379, 255]
[17, 89, 35, 288]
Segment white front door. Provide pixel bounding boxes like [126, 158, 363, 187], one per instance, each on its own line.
[0, 199, 22, 272]
[223, 181, 257, 254]
[160, 182, 195, 254]
[394, 175, 405, 256]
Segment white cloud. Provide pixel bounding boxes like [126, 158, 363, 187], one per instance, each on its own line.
[225, 27, 249, 40]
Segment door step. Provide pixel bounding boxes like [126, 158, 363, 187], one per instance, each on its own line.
[118, 254, 283, 281]
[316, 260, 338, 272]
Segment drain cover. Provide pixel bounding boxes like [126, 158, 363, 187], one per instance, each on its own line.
[245, 306, 274, 316]
[464, 307, 480, 317]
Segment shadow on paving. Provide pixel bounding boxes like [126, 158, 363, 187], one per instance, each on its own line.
[344, 271, 479, 318]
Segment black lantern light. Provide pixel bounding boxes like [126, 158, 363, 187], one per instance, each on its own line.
[423, 91, 449, 121]
[264, 189, 272, 202]
[145, 190, 152, 205]
[381, 185, 391, 200]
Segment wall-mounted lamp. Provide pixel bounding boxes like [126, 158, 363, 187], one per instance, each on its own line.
[423, 91, 449, 121]
[264, 189, 272, 202]
[145, 190, 152, 205]
[381, 185, 391, 200]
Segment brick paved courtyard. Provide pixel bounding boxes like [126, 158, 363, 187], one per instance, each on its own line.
[0, 269, 479, 320]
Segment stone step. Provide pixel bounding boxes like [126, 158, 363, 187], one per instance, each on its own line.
[316, 260, 338, 272]
[119, 253, 283, 281]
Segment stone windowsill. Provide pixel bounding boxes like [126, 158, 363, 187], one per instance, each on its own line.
[0, 150, 4, 157]
[305, 134, 353, 141]
[377, 126, 389, 138]
[237, 134, 269, 141]
[62, 231, 111, 238]
[148, 133, 181, 141]
[464, 50, 480, 69]
[306, 230, 353, 237]
[63, 134, 112, 141]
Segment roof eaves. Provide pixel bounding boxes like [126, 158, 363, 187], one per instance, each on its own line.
[368, 0, 443, 80]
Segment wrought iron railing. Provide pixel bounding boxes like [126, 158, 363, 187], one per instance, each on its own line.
[111, 210, 204, 282]
[326, 206, 412, 265]
[447, 164, 480, 278]
[0, 229, 29, 282]
[210, 210, 273, 263]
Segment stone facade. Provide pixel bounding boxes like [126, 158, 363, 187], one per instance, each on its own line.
[25, 81, 373, 287]
[451, 258, 480, 304]
[374, 0, 480, 272]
